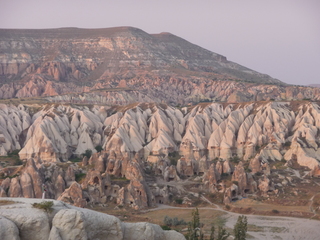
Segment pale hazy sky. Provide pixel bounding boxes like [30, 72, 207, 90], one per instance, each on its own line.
[1, 0, 319, 85]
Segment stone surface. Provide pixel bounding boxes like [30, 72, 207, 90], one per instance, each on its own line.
[0, 198, 184, 240]
[0, 216, 20, 240]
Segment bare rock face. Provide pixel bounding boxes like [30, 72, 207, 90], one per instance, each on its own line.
[120, 180, 151, 210]
[0, 187, 7, 197]
[20, 172, 35, 198]
[8, 177, 22, 198]
[64, 165, 75, 186]
[80, 169, 112, 204]
[0, 216, 20, 240]
[0, 202, 51, 240]
[203, 163, 220, 193]
[231, 162, 248, 195]
[1, 178, 11, 195]
[122, 222, 185, 240]
[88, 152, 107, 173]
[0, 104, 31, 155]
[0, 198, 184, 240]
[223, 184, 239, 204]
[58, 182, 87, 208]
[249, 156, 262, 174]
[50, 209, 87, 240]
[258, 176, 274, 196]
[23, 159, 44, 198]
[163, 165, 180, 182]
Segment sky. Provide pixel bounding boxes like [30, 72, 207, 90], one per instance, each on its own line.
[1, 0, 319, 85]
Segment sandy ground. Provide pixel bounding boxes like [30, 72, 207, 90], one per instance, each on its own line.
[224, 213, 320, 240]
[154, 176, 320, 239]
[146, 204, 320, 240]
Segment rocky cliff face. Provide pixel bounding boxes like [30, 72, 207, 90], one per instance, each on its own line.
[1, 27, 319, 104]
[0, 198, 185, 240]
[0, 101, 319, 208]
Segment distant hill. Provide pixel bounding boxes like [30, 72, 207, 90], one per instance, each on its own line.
[0, 27, 319, 104]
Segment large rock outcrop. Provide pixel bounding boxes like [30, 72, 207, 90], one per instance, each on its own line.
[0, 198, 185, 240]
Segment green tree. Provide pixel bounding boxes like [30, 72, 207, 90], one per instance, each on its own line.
[209, 225, 215, 240]
[186, 208, 204, 240]
[95, 145, 103, 153]
[217, 226, 230, 240]
[234, 215, 247, 240]
[82, 149, 92, 158]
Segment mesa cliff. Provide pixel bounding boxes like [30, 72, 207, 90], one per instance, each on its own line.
[1, 27, 319, 104]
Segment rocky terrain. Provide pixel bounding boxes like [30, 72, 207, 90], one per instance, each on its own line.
[0, 197, 185, 240]
[1, 27, 320, 239]
[1, 27, 320, 105]
[0, 101, 319, 212]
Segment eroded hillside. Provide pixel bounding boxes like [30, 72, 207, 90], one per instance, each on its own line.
[1, 27, 320, 104]
[0, 101, 320, 213]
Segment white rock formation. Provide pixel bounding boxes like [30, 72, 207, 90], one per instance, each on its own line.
[0, 198, 185, 240]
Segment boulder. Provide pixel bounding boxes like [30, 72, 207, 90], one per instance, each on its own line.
[0, 216, 20, 240]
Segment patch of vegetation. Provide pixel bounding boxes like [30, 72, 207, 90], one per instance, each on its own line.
[32, 201, 54, 213]
[8, 149, 20, 157]
[229, 156, 240, 164]
[69, 156, 82, 162]
[234, 215, 247, 240]
[161, 225, 172, 230]
[163, 215, 187, 226]
[110, 175, 128, 180]
[255, 145, 261, 152]
[186, 208, 204, 240]
[0, 200, 15, 206]
[95, 145, 103, 153]
[82, 149, 92, 158]
[0, 149, 23, 166]
[175, 198, 183, 204]
[272, 209, 280, 214]
[75, 173, 86, 183]
[284, 141, 291, 148]
[168, 151, 181, 166]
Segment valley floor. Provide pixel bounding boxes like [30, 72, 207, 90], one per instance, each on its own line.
[143, 204, 320, 240]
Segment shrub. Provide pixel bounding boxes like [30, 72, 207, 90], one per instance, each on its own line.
[14, 159, 23, 165]
[82, 149, 92, 158]
[272, 209, 279, 214]
[95, 145, 103, 153]
[232, 181, 239, 185]
[161, 225, 172, 230]
[8, 150, 20, 156]
[69, 156, 81, 162]
[163, 216, 187, 226]
[75, 173, 86, 182]
[164, 215, 172, 226]
[175, 198, 183, 204]
[32, 201, 54, 213]
[168, 151, 181, 166]
[229, 156, 240, 164]
[284, 141, 291, 147]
